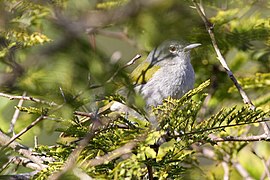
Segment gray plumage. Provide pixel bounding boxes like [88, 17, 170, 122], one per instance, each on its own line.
[110, 40, 201, 124]
[136, 40, 197, 107]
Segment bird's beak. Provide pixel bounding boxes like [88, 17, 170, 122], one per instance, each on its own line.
[184, 43, 201, 52]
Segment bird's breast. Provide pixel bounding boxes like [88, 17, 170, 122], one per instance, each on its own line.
[137, 62, 195, 107]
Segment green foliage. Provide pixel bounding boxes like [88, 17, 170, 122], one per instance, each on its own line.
[1, 1, 52, 50]
[96, 0, 129, 9]
[5, 31, 51, 47]
[15, 106, 48, 115]
[33, 80, 269, 179]
[5, 1, 50, 27]
[34, 82, 208, 179]
[234, 73, 270, 90]
[156, 80, 210, 134]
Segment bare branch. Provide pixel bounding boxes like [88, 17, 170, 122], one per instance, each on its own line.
[0, 130, 48, 170]
[199, 147, 215, 159]
[0, 171, 38, 180]
[73, 167, 94, 180]
[8, 91, 27, 134]
[252, 150, 270, 180]
[48, 115, 103, 180]
[9, 156, 43, 171]
[210, 134, 270, 142]
[0, 92, 57, 106]
[81, 140, 138, 167]
[260, 157, 270, 180]
[174, 119, 270, 138]
[199, 146, 253, 179]
[192, 0, 270, 134]
[192, 0, 254, 109]
[232, 160, 253, 180]
[2, 115, 47, 148]
[222, 161, 230, 180]
[106, 54, 141, 83]
[0, 155, 14, 173]
[147, 163, 154, 180]
[74, 111, 95, 118]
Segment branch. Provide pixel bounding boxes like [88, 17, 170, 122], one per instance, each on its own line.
[222, 161, 230, 180]
[0, 92, 57, 106]
[87, 29, 136, 46]
[73, 167, 94, 179]
[2, 115, 47, 148]
[73, 111, 96, 118]
[0, 172, 38, 180]
[8, 92, 27, 134]
[0, 130, 48, 170]
[106, 54, 141, 83]
[192, 0, 254, 109]
[232, 160, 253, 180]
[251, 149, 270, 180]
[261, 157, 270, 180]
[174, 118, 270, 138]
[146, 163, 154, 180]
[192, 0, 270, 134]
[48, 115, 104, 180]
[89, 54, 141, 89]
[81, 140, 138, 167]
[9, 156, 43, 171]
[210, 134, 270, 142]
[199, 146, 253, 179]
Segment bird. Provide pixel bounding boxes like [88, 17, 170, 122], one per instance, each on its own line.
[110, 40, 201, 125]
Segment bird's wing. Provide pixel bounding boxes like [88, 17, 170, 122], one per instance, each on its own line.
[130, 61, 160, 85]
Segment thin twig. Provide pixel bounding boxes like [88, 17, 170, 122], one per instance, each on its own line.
[192, 0, 270, 135]
[174, 119, 270, 138]
[260, 157, 270, 180]
[81, 140, 139, 167]
[9, 156, 43, 171]
[0, 92, 57, 106]
[34, 136, 38, 148]
[200, 146, 252, 179]
[261, 157, 270, 179]
[106, 54, 141, 83]
[211, 134, 270, 142]
[48, 115, 102, 180]
[8, 91, 27, 134]
[192, 0, 254, 109]
[219, 152, 231, 180]
[2, 115, 46, 149]
[73, 167, 94, 180]
[0, 156, 14, 173]
[222, 161, 230, 180]
[87, 29, 136, 46]
[232, 160, 253, 180]
[0, 130, 48, 170]
[252, 150, 270, 180]
[89, 54, 141, 89]
[0, 172, 38, 180]
[147, 163, 154, 180]
[74, 111, 95, 118]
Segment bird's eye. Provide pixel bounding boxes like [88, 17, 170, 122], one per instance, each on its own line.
[169, 45, 177, 53]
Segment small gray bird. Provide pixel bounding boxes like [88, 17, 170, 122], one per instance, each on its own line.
[110, 40, 201, 125]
